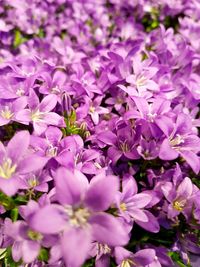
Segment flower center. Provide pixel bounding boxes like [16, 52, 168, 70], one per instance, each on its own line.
[51, 85, 60, 94]
[46, 145, 58, 157]
[89, 106, 95, 113]
[120, 203, 127, 212]
[173, 200, 186, 211]
[119, 140, 130, 152]
[1, 106, 13, 120]
[97, 243, 111, 255]
[121, 259, 134, 267]
[0, 158, 17, 179]
[66, 206, 90, 227]
[28, 175, 38, 188]
[27, 230, 43, 241]
[16, 88, 25, 96]
[31, 110, 44, 122]
[136, 75, 147, 88]
[170, 134, 184, 147]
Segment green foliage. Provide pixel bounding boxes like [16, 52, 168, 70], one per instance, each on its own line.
[38, 248, 49, 262]
[62, 110, 90, 139]
[13, 27, 45, 49]
[0, 192, 15, 210]
[82, 258, 95, 267]
[168, 251, 192, 267]
[10, 207, 18, 222]
[2, 247, 22, 267]
[13, 29, 29, 49]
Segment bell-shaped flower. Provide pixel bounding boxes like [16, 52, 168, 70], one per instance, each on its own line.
[156, 113, 200, 174]
[16, 89, 65, 135]
[30, 168, 129, 267]
[0, 131, 47, 196]
[115, 175, 160, 233]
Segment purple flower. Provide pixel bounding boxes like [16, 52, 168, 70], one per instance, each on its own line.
[115, 247, 156, 267]
[161, 177, 196, 219]
[118, 56, 159, 99]
[16, 89, 65, 135]
[88, 96, 109, 125]
[30, 168, 129, 267]
[39, 69, 68, 99]
[89, 242, 112, 267]
[0, 97, 27, 126]
[156, 113, 200, 174]
[115, 174, 160, 233]
[0, 131, 47, 195]
[5, 200, 57, 263]
[97, 125, 140, 164]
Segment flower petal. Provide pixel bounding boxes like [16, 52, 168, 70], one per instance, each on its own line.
[131, 193, 152, 208]
[134, 249, 156, 266]
[61, 227, 92, 267]
[136, 210, 160, 233]
[159, 139, 179, 160]
[7, 131, 30, 162]
[180, 150, 200, 174]
[90, 213, 129, 246]
[55, 167, 88, 205]
[84, 174, 119, 212]
[30, 204, 66, 234]
[39, 94, 57, 112]
[22, 240, 40, 263]
[17, 156, 48, 173]
[97, 131, 117, 145]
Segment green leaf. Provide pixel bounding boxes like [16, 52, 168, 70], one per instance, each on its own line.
[37, 28, 45, 38]
[13, 29, 28, 49]
[0, 192, 15, 210]
[3, 247, 22, 267]
[10, 208, 18, 222]
[168, 251, 192, 267]
[38, 248, 49, 262]
[82, 258, 95, 267]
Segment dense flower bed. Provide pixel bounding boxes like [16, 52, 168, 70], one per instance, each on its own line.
[0, 0, 200, 266]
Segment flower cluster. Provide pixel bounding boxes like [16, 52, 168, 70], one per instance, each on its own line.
[0, 0, 200, 267]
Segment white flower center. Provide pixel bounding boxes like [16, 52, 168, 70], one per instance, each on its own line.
[31, 110, 44, 122]
[46, 145, 58, 157]
[1, 106, 13, 120]
[173, 200, 186, 211]
[51, 85, 60, 94]
[121, 259, 134, 267]
[97, 243, 111, 255]
[136, 75, 147, 88]
[16, 88, 25, 96]
[28, 175, 38, 188]
[65, 206, 90, 227]
[0, 158, 17, 179]
[170, 134, 184, 147]
[89, 106, 95, 113]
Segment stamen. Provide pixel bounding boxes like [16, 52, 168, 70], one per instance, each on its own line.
[65, 206, 90, 227]
[1, 106, 13, 120]
[0, 158, 17, 179]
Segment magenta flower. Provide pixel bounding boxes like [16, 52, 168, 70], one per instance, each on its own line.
[39, 69, 68, 99]
[118, 56, 159, 99]
[88, 96, 109, 125]
[0, 97, 27, 126]
[97, 126, 140, 164]
[30, 168, 129, 267]
[16, 89, 65, 135]
[161, 177, 197, 219]
[156, 113, 200, 174]
[0, 131, 47, 196]
[116, 175, 160, 233]
[5, 200, 57, 264]
[115, 247, 156, 267]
